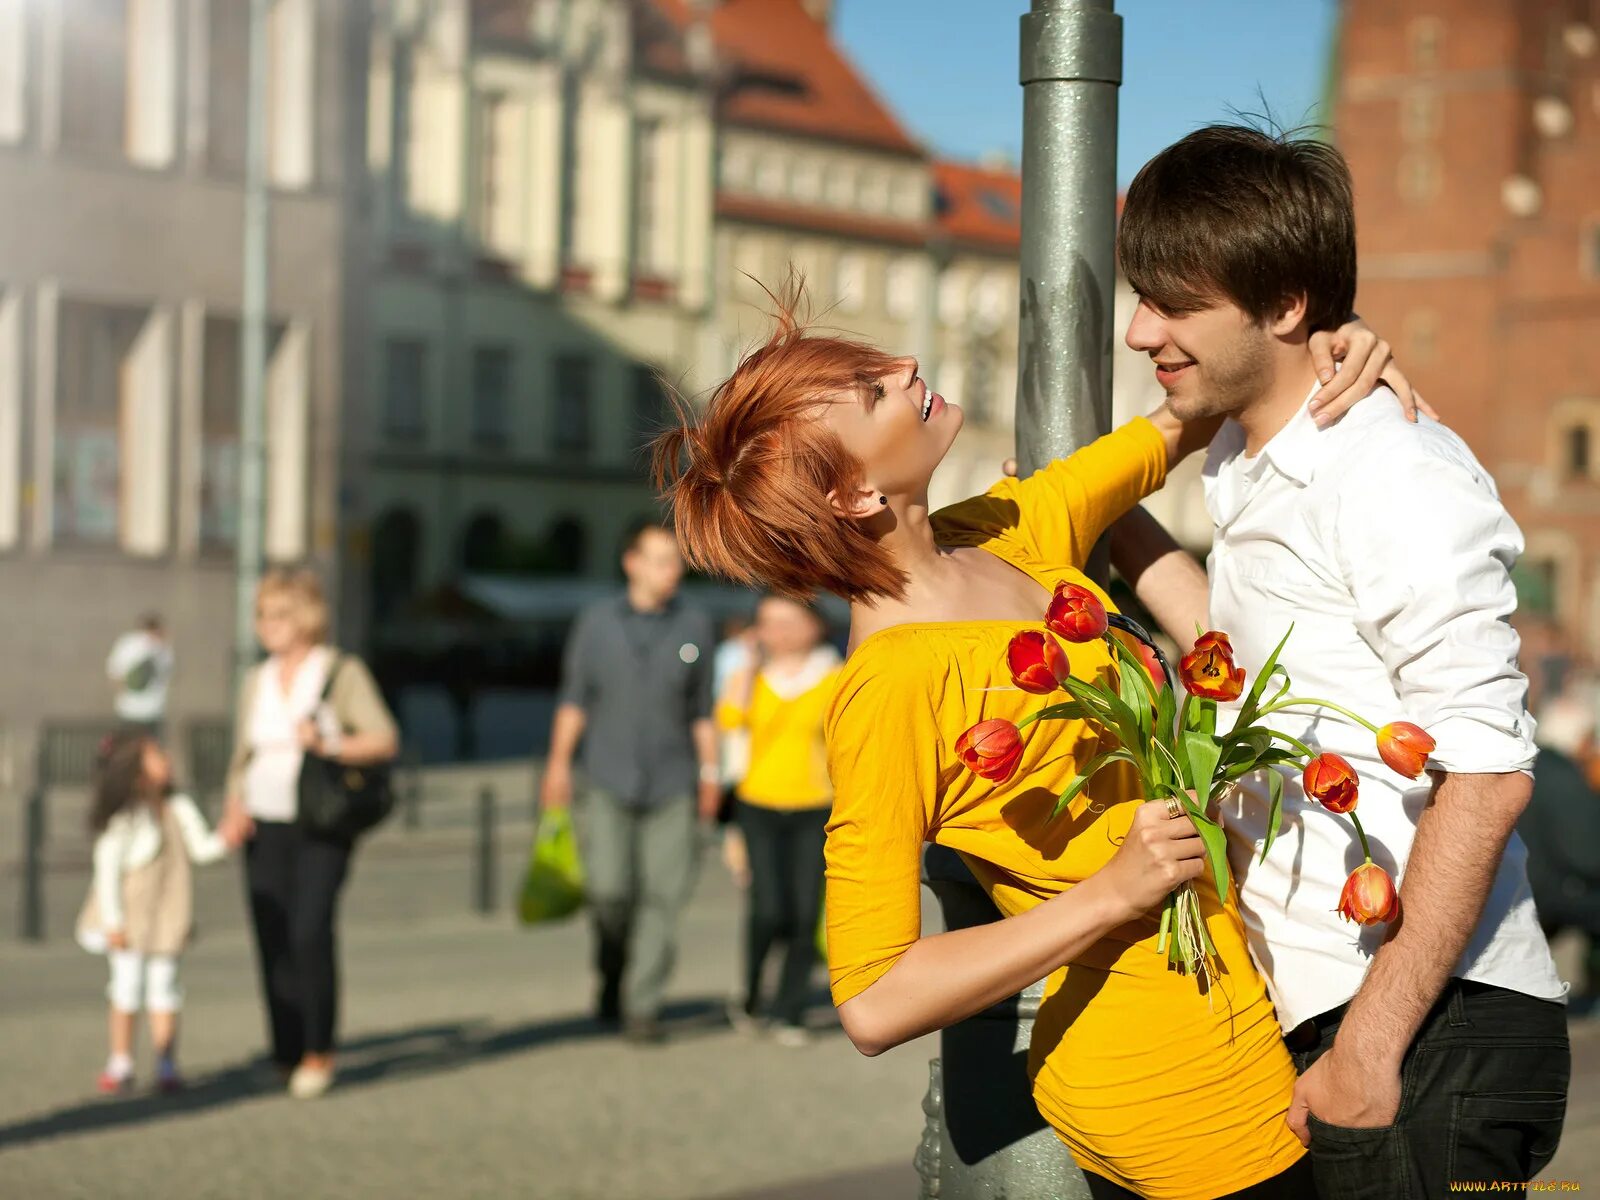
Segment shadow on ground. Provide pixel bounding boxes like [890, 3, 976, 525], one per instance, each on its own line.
[0, 996, 759, 1151]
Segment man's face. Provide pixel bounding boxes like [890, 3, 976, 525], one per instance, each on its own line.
[622, 528, 684, 602]
[1124, 295, 1275, 421]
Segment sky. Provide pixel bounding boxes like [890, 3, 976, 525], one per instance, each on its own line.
[834, 0, 1342, 185]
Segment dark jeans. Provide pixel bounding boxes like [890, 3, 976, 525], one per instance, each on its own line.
[735, 801, 828, 1027]
[1085, 1156, 1315, 1199]
[1291, 980, 1570, 1200]
[244, 821, 352, 1065]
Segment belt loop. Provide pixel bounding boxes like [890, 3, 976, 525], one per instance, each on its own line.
[1447, 979, 1469, 1027]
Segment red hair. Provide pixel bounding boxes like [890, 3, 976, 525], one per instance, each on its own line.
[652, 280, 907, 601]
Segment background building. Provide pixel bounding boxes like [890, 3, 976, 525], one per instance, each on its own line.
[1337, 0, 1600, 672]
[0, 0, 362, 774]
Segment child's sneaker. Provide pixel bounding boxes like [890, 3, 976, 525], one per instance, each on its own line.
[98, 1055, 134, 1095]
[156, 1059, 184, 1094]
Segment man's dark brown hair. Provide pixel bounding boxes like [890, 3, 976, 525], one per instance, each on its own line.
[1118, 124, 1357, 334]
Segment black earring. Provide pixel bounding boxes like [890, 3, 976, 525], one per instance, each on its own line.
[878, 496, 889, 506]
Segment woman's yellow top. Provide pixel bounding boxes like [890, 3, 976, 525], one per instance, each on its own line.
[717, 661, 841, 810]
[824, 417, 1304, 1200]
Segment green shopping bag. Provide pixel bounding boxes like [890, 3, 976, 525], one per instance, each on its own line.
[518, 810, 585, 925]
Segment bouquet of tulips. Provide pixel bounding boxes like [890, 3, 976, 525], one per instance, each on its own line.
[953, 581, 1437, 984]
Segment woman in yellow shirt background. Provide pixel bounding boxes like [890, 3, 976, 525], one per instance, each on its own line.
[717, 594, 842, 1044]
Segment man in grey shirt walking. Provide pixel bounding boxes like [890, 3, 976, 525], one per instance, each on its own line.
[540, 524, 720, 1043]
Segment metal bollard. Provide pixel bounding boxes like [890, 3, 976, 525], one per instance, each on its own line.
[474, 785, 497, 914]
[20, 788, 44, 941]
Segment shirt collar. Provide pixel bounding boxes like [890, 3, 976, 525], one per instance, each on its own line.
[1251, 382, 1325, 487]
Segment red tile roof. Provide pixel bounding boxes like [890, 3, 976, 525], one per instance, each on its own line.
[932, 160, 1021, 253]
[715, 194, 931, 247]
[653, 0, 921, 156]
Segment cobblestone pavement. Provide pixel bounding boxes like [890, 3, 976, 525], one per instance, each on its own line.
[1, 830, 1597, 1199]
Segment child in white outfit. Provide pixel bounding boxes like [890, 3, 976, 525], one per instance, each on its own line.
[76, 732, 247, 1093]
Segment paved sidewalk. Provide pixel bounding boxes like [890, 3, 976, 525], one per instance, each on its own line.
[2, 839, 1597, 1199]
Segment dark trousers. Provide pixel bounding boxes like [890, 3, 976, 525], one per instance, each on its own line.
[244, 821, 352, 1065]
[735, 801, 828, 1027]
[1085, 1156, 1315, 1200]
[1291, 980, 1570, 1200]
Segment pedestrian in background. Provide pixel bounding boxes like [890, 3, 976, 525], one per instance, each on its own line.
[1519, 689, 1600, 1012]
[77, 731, 247, 1094]
[106, 613, 174, 738]
[223, 568, 399, 1099]
[717, 594, 840, 1045]
[712, 612, 756, 888]
[539, 524, 719, 1045]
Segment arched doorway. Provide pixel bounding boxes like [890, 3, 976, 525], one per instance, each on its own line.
[370, 507, 421, 624]
[460, 511, 508, 573]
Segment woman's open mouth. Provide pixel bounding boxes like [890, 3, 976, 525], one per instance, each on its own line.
[919, 382, 945, 422]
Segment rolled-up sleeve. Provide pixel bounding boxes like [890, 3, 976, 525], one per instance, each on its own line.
[1336, 449, 1537, 774]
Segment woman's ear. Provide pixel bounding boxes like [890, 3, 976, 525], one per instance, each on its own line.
[827, 484, 883, 521]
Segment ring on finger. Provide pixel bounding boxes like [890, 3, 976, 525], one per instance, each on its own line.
[1165, 795, 1185, 819]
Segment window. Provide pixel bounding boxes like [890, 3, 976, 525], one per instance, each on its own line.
[552, 355, 592, 455]
[475, 90, 512, 252]
[631, 365, 664, 450]
[755, 154, 784, 197]
[974, 271, 1011, 332]
[791, 157, 822, 204]
[383, 338, 428, 442]
[207, 0, 311, 184]
[835, 253, 866, 313]
[633, 118, 665, 275]
[964, 338, 998, 423]
[60, 0, 130, 159]
[54, 300, 147, 545]
[939, 271, 967, 326]
[858, 170, 890, 214]
[471, 345, 512, 448]
[1512, 558, 1558, 617]
[0, 0, 25, 143]
[885, 255, 920, 321]
[1398, 152, 1441, 204]
[207, 0, 249, 175]
[1564, 424, 1592, 480]
[826, 164, 855, 209]
[1400, 89, 1440, 142]
[200, 317, 242, 546]
[1408, 16, 1443, 70]
[892, 173, 923, 218]
[721, 144, 750, 190]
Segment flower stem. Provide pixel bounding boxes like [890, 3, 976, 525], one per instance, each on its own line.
[1257, 697, 1382, 735]
[1350, 811, 1373, 861]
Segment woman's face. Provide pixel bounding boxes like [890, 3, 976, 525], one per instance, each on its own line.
[755, 597, 823, 658]
[815, 356, 962, 504]
[255, 591, 309, 656]
[140, 740, 171, 791]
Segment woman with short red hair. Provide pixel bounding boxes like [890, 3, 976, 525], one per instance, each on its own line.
[655, 287, 1412, 1199]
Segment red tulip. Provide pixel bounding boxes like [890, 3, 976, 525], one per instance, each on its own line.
[1337, 861, 1400, 926]
[1007, 629, 1072, 695]
[1178, 631, 1246, 702]
[1302, 753, 1359, 814]
[955, 718, 1024, 783]
[1377, 722, 1436, 779]
[1046, 581, 1108, 643]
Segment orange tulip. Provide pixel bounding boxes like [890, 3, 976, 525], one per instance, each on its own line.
[1007, 629, 1072, 695]
[1178, 631, 1246, 702]
[955, 718, 1024, 783]
[1377, 721, 1436, 779]
[1303, 753, 1359, 814]
[1045, 581, 1108, 643]
[1337, 861, 1399, 926]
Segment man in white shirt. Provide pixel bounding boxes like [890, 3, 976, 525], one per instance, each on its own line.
[107, 614, 174, 736]
[1114, 125, 1570, 1199]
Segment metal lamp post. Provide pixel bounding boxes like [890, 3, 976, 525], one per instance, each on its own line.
[915, 3, 1122, 1197]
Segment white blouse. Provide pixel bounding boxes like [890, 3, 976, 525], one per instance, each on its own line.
[90, 794, 227, 935]
[242, 648, 335, 823]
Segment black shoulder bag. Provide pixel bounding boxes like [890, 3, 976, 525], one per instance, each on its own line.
[296, 656, 396, 840]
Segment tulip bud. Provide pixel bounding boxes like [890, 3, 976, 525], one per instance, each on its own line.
[1046, 581, 1108, 643]
[1302, 753, 1359, 814]
[1178, 631, 1246, 702]
[1007, 629, 1072, 695]
[954, 718, 1024, 783]
[1337, 861, 1399, 926]
[1377, 722, 1436, 779]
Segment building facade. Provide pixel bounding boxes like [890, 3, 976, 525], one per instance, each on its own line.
[1337, 0, 1600, 660]
[0, 0, 360, 772]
